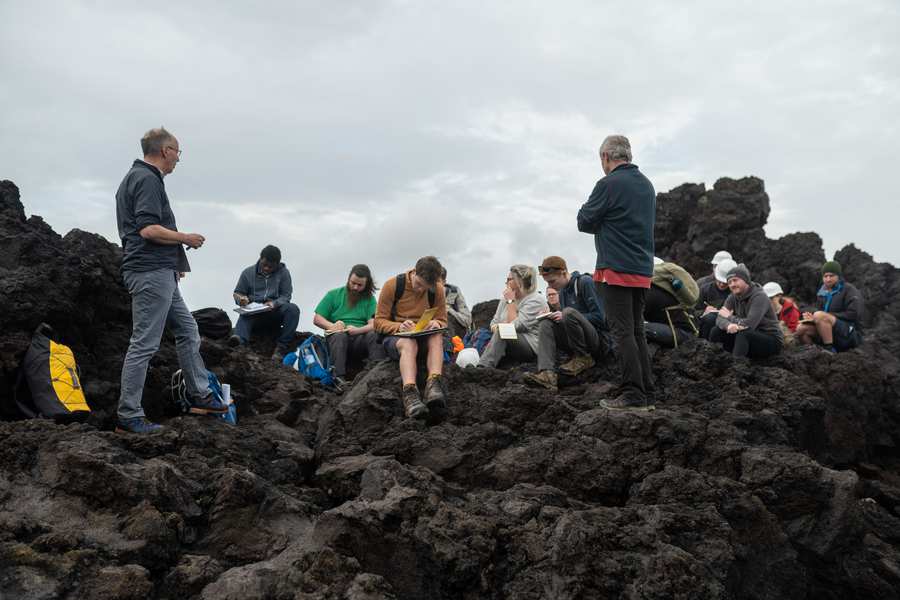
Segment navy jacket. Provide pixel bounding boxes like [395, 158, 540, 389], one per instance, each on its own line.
[577, 163, 656, 276]
[115, 160, 189, 273]
[815, 280, 864, 326]
[559, 272, 607, 331]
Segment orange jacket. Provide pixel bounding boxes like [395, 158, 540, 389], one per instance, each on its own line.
[374, 269, 448, 334]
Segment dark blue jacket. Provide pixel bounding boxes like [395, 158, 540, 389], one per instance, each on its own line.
[559, 272, 607, 331]
[577, 163, 656, 276]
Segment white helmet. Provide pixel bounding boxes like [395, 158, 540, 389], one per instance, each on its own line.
[763, 282, 784, 297]
[455, 347, 480, 368]
[653, 256, 664, 266]
[711, 250, 733, 265]
[714, 258, 738, 283]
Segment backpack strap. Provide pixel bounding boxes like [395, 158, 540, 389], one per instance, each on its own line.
[390, 273, 435, 322]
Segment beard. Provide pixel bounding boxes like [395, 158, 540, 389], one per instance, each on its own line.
[346, 284, 362, 306]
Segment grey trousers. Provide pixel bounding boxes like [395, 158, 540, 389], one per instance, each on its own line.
[536, 307, 601, 371]
[119, 269, 209, 420]
[326, 330, 385, 377]
[478, 331, 536, 368]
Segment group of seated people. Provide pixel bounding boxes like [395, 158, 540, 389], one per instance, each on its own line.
[226, 244, 866, 419]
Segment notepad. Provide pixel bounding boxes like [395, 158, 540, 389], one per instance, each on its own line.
[498, 323, 518, 340]
[394, 307, 440, 336]
[233, 302, 272, 315]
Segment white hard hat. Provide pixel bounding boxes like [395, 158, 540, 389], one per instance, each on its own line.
[653, 256, 664, 266]
[714, 258, 738, 283]
[456, 347, 480, 368]
[711, 250, 733, 265]
[763, 282, 784, 297]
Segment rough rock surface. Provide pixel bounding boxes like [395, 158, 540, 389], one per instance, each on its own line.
[2, 178, 900, 599]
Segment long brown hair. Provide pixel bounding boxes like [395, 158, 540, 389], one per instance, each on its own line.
[346, 264, 376, 307]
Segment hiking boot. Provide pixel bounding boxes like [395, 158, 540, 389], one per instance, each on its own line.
[115, 417, 163, 434]
[402, 384, 428, 419]
[227, 334, 242, 348]
[524, 370, 558, 390]
[423, 375, 446, 411]
[559, 354, 595, 376]
[187, 393, 229, 415]
[600, 392, 655, 411]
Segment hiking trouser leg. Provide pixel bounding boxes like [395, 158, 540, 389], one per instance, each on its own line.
[709, 327, 736, 353]
[327, 332, 351, 377]
[561, 307, 600, 356]
[119, 269, 177, 420]
[536, 318, 563, 371]
[166, 279, 209, 400]
[275, 303, 300, 347]
[364, 331, 386, 361]
[699, 313, 718, 340]
[734, 329, 782, 358]
[601, 283, 650, 396]
[235, 315, 254, 345]
[478, 331, 506, 368]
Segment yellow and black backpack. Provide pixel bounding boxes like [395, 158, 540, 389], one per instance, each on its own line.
[15, 324, 90, 419]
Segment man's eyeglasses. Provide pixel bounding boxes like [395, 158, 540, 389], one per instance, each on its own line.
[165, 146, 182, 157]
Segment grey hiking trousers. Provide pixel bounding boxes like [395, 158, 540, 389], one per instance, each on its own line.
[118, 269, 209, 420]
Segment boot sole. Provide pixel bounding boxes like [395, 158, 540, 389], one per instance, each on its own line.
[188, 406, 229, 415]
[407, 406, 428, 419]
[600, 402, 656, 411]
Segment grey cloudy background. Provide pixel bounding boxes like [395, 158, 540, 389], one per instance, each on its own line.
[2, 1, 898, 331]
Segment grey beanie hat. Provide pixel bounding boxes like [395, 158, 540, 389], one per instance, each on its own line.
[725, 263, 751, 284]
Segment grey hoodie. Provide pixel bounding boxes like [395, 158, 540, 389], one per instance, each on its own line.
[716, 282, 783, 342]
[234, 261, 293, 307]
[489, 291, 549, 353]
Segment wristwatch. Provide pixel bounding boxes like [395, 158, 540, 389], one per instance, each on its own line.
[506, 299, 514, 304]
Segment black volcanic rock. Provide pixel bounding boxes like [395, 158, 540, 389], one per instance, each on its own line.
[2, 179, 900, 599]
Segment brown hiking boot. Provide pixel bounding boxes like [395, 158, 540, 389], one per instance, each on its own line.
[402, 384, 428, 419]
[423, 375, 446, 410]
[523, 370, 558, 390]
[600, 392, 655, 411]
[559, 354, 595, 376]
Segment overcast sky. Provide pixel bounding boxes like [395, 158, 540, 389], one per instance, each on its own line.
[2, 1, 898, 331]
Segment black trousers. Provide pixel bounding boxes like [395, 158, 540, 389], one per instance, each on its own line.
[599, 283, 653, 396]
[698, 312, 718, 340]
[709, 327, 781, 358]
[326, 331, 385, 377]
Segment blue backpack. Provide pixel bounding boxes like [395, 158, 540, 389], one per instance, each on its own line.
[284, 335, 335, 387]
[463, 327, 493, 355]
[170, 369, 237, 425]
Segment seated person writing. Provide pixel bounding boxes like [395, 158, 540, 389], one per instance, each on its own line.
[525, 256, 609, 390]
[441, 266, 472, 339]
[762, 281, 801, 333]
[478, 265, 548, 368]
[794, 260, 864, 353]
[313, 264, 385, 384]
[374, 256, 448, 419]
[231, 245, 300, 361]
[696, 258, 737, 340]
[710, 264, 783, 358]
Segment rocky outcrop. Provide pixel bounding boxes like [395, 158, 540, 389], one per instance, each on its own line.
[2, 178, 900, 599]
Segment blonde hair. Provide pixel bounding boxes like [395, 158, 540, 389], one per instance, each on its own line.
[509, 264, 538, 295]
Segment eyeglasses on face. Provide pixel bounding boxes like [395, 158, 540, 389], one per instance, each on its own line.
[165, 146, 182, 157]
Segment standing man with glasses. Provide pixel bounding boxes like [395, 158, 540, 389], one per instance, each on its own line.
[577, 135, 656, 410]
[114, 127, 227, 433]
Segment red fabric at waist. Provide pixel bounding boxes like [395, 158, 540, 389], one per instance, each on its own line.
[594, 268, 651, 289]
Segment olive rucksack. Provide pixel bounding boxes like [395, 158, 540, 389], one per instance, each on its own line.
[15, 323, 90, 419]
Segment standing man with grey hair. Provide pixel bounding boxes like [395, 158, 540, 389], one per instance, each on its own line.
[577, 135, 656, 410]
[114, 127, 227, 434]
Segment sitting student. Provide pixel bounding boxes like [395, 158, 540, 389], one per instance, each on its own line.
[524, 256, 608, 390]
[710, 264, 783, 358]
[795, 260, 864, 353]
[696, 258, 737, 340]
[645, 258, 698, 348]
[374, 256, 448, 419]
[441, 267, 472, 339]
[763, 281, 801, 332]
[546, 286, 560, 311]
[231, 245, 300, 361]
[313, 264, 385, 384]
[695, 250, 733, 287]
[478, 265, 548, 368]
